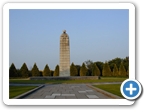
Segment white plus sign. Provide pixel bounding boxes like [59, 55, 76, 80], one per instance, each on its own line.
[126, 83, 137, 95]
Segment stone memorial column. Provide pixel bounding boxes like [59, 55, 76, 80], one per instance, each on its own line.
[59, 30, 70, 76]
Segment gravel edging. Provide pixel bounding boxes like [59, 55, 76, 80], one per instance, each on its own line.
[12, 85, 45, 99]
[87, 85, 124, 99]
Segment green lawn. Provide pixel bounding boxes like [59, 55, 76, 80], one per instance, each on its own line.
[101, 76, 129, 79]
[93, 84, 124, 98]
[9, 78, 127, 84]
[9, 86, 38, 99]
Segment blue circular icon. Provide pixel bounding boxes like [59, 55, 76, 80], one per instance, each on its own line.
[123, 81, 139, 97]
[121, 79, 142, 100]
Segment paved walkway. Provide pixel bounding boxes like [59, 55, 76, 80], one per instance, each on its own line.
[24, 84, 115, 99]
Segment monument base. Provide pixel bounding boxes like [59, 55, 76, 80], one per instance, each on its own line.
[30, 76, 100, 80]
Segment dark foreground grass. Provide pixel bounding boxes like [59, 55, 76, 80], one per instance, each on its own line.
[9, 78, 127, 84]
[9, 86, 37, 99]
[93, 84, 124, 98]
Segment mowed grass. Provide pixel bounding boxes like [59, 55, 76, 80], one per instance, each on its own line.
[93, 84, 124, 98]
[9, 86, 37, 99]
[9, 78, 127, 84]
[101, 76, 128, 79]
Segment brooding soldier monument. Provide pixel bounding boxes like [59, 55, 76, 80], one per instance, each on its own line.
[59, 30, 70, 76]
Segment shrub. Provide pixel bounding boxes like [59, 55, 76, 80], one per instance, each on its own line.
[9, 63, 17, 77]
[43, 64, 51, 76]
[113, 64, 119, 76]
[70, 62, 78, 76]
[20, 63, 29, 78]
[102, 61, 112, 76]
[92, 63, 100, 76]
[119, 62, 126, 76]
[31, 63, 40, 76]
[80, 63, 88, 76]
[53, 65, 59, 76]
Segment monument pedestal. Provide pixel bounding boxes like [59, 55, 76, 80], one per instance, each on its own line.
[30, 76, 100, 80]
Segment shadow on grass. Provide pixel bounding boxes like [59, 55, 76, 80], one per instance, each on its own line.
[9, 86, 38, 99]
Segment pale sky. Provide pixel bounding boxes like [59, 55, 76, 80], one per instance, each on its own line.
[9, 9, 129, 70]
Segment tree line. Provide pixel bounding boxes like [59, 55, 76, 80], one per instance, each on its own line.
[9, 57, 129, 78]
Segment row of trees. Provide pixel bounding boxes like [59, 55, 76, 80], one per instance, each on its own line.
[71, 61, 128, 77]
[84, 57, 129, 76]
[9, 57, 129, 78]
[102, 62, 129, 76]
[9, 63, 59, 78]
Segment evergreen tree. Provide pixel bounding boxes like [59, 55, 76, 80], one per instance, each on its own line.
[92, 63, 100, 76]
[119, 62, 126, 76]
[94, 61, 104, 76]
[113, 64, 119, 76]
[102, 61, 112, 76]
[20, 63, 29, 78]
[80, 63, 88, 76]
[31, 63, 40, 76]
[70, 62, 78, 76]
[53, 65, 59, 76]
[126, 66, 129, 77]
[43, 64, 51, 76]
[9, 63, 17, 77]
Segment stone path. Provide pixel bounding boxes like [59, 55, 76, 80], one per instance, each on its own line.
[24, 84, 112, 99]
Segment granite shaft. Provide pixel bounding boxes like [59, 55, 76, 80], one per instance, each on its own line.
[59, 31, 70, 76]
